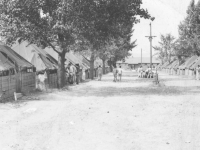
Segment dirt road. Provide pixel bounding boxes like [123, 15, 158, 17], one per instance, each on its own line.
[1, 71, 200, 150]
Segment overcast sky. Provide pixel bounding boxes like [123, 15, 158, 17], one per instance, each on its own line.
[131, 0, 195, 58]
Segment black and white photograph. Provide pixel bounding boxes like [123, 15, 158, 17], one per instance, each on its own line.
[0, 0, 199, 150]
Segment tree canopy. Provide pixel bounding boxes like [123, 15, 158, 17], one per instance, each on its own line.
[154, 34, 176, 64]
[0, 0, 151, 86]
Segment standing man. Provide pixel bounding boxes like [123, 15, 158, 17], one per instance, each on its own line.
[196, 65, 200, 80]
[145, 66, 149, 78]
[69, 63, 73, 84]
[118, 66, 123, 81]
[38, 70, 48, 92]
[65, 66, 70, 84]
[69, 63, 77, 84]
[97, 65, 103, 81]
[138, 66, 142, 78]
[113, 65, 118, 82]
[75, 64, 80, 84]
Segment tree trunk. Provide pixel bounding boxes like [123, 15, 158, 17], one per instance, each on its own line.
[90, 52, 95, 80]
[109, 61, 113, 72]
[102, 58, 106, 74]
[58, 51, 66, 88]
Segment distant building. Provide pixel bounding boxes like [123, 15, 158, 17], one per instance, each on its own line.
[116, 57, 160, 70]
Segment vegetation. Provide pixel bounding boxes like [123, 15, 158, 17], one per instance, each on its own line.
[154, 34, 176, 64]
[155, 0, 200, 65]
[0, 0, 151, 86]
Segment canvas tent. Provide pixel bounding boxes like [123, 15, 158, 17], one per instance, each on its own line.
[187, 57, 200, 77]
[189, 57, 200, 70]
[166, 60, 179, 75]
[0, 44, 35, 102]
[178, 55, 198, 75]
[12, 41, 58, 89]
[12, 41, 57, 71]
[161, 61, 171, 73]
[43, 47, 90, 70]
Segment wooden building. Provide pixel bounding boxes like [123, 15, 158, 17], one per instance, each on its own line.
[116, 57, 160, 70]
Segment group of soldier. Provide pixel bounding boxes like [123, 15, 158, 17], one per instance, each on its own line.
[113, 65, 123, 82]
[137, 66, 154, 78]
[65, 63, 81, 85]
[37, 63, 124, 92]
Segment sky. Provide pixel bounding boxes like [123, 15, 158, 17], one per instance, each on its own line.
[131, 0, 196, 58]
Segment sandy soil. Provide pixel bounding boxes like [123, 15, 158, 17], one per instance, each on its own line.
[0, 71, 200, 150]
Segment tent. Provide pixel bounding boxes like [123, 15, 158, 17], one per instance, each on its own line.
[12, 41, 58, 89]
[12, 41, 57, 71]
[0, 44, 35, 102]
[189, 57, 200, 70]
[166, 60, 179, 75]
[187, 57, 200, 77]
[43, 46, 90, 70]
[178, 55, 198, 75]
[178, 55, 198, 70]
[0, 52, 15, 71]
[160, 61, 170, 73]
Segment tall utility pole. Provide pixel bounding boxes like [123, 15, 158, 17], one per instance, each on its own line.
[145, 22, 156, 71]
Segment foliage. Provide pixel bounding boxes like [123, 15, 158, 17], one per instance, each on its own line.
[176, 0, 200, 57]
[77, 0, 150, 51]
[154, 34, 176, 63]
[0, 0, 79, 53]
[0, 0, 151, 81]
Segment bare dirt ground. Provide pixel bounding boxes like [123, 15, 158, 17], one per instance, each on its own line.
[1, 70, 200, 150]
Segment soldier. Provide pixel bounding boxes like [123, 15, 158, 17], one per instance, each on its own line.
[97, 65, 103, 81]
[113, 66, 118, 82]
[75, 64, 80, 84]
[117, 66, 123, 81]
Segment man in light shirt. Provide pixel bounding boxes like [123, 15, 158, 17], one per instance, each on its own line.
[69, 63, 77, 84]
[97, 65, 103, 81]
[113, 66, 118, 82]
[117, 66, 123, 81]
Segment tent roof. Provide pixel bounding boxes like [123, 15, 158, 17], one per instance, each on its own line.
[0, 52, 15, 71]
[43, 47, 90, 69]
[31, 45, 58, 65]
[173, 61, 181, 69]
[161, 61, 170, 68]
[12, 41, 57, 71]
[74, 53, 90, 69]
[65, 52, 90, 69]
[30, 53, 57, 71]
[0, 45, 33, 68]
[189, 57, 200, 69]
[166, 60, 179, 69]
[179, 55, 198, 69]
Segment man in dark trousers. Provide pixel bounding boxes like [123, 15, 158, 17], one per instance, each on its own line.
[75, 64, 80, 84]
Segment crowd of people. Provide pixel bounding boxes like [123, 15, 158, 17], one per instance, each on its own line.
[137, 66, 155, 78]
[65, 63, 82, 85]
[36, 64, 123, 92]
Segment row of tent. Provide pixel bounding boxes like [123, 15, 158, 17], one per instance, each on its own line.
[0, 40, 109, 102]
[12, 41, 91, 72]
[158, 55, 200, 77]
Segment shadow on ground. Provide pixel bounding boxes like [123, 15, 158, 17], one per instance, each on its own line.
[65, 85, 200, 97]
